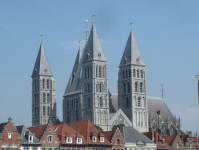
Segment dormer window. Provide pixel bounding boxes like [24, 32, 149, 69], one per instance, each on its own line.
[124, 58, 127, 64]
[76, 138, 82, 144]
[8, 132, 12, 139]
[87, 53, 89, 59]
[44, 68, 47, 74]
[159, 140, 163, 145]
[100, 137, 104, 142]
[29, 135, 33, 142]
[67, 137, 72, 143]
[93, 136, 96, 142]
[98, 53, 101, 58]
[136, 58, 140, 63]
[35, 68, 37, 74]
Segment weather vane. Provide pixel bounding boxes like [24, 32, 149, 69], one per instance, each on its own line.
[129, 19, 134, 30]
[78, 37, 81, 48]
[85, 20, 89, 41]
[40, 30, 43, 42]
[91, 10, 96, 24]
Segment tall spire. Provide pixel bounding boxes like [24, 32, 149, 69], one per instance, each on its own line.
[119, 29, 145, 66]
[81, 23, 106, 62]
[31, 42, 53, 77]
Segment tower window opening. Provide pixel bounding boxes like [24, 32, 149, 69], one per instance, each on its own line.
[137, 69, 139, 78]
[99, 67, 101, 78]
[126, 97, 129, 108]
[43, 93, 46, 103]
[35, 107, 37, 117]
[129, 69, 131, 78]
[140, 82, 143, 93]
[100, 97, 103, 107]
[37, 79, 39, 89]
[138, 97, 141, 107]
[43, 106, 46, 116]
[135, 82, 138, 92]
[67, 101, 69, 109]
[43, 79, 45, 89]
[128, 82, 130, 93]
[123, 83, 126, 94]
[123, 71, 125, 79]
[100, 83, 102, 93]
[96, 67, 98, 77]
[47, 79, 49, 89]
[126, 70, 128, 78]
[133, 69, 135, 77]
[47, 106, 50, 116]
[141, 70, 143, 78]
[47, 93, 50, 103]
[85, 68, 86, 79]
[37, 93, 39, 103]
[37, 106, 39, 116]
[76, 99, 78, 109]
[35, 94, 37, 104]
[88, 67, 89, 78]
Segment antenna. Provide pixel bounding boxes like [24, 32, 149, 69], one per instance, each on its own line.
[161, 83, 164, 99]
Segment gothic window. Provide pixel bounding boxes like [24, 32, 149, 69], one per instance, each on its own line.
[43, 93, 46, 103]
[37, 79, 39, 89]
[47, 93, 50, 103]
[43, 79, 45, 89]
[129, 69, 131, 78]
[88, 98, 90, 108]
[123, 71, 125, 79]
[135, 82, 138, 92]
[85, 84, 87, 94]
[140, 82, 143, 93]
[126, 70, 128, 78]
[72, 100, 73, 109]
[76, 111, 78, 121]
[98, 111, 101, 124]
[34, 94, 37, 104]
[35, 107, 37, 117]
[85, 68, 86, 79]
[100, 83, 102, 93]
[37, 106, 39, 116]
[137, 97, 141, 107]
[67, 101, 69, 109]
[100, 97, 103, 107]
[47, 106, 50, 116]
[103, 66, 105, 78]
[123, 83, 126, 94]
[88, 67, 89, 79]
[43, 106, 46, 116]
[67, 112, 70, 123]
[99, 67, 101, 78]
[88, 83, 90, 93]
[76, 99, 78, 109]
[90, 66, 92, 78]
[141, 70, 143, 78]
[34, 80, 36, 90]
[128, 82, 130, 93]
[96, 84, 98, 92]
[137, 69, 139, 78]
[138, 112, 140, 126]
[47, 79, 49, 89]
[133, 69, 135, 77]
[37, 93, 39, 103]
[96, 66, 98, 77]
[126, 97, 129, 108]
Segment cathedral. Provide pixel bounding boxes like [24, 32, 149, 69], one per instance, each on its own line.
[31, 20, 183, 136]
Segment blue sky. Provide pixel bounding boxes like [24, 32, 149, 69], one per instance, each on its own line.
[0, 0, 199, 134]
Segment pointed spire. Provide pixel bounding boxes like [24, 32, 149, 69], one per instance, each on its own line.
[120, 30, 145, 67]
[81, 23, 106, 62]
[31, 42, 53, 77]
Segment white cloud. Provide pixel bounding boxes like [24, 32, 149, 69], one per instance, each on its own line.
[0, 77, 6, 81]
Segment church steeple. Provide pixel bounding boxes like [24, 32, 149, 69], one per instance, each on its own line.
[31, 42, 53, 77]
[119, 30, 145, 66]
[81, 23, 106, 62]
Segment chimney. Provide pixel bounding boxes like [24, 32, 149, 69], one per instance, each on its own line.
[8, 117, 12, 124]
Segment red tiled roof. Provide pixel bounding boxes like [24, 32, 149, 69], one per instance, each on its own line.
[163, 136, 175, 146]
[143, 131, 172, 149]
[182, 135, 187, 143]
[102, 131, 115, 142]
[28, 125, 47, 139]
[194, 137, 199, 147]
[71, 120, 111, 145]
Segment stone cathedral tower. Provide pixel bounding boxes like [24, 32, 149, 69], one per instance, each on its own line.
[31, 41, 57, 126]
[63, 21, 110, 131]
[118, 28, 148, 132]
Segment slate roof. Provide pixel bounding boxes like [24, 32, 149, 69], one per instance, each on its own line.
[70, 120, 111, 145]
[0, 123, 7, 133]
[120, 127, 155, 145]
[110, 94, 118, 113]
[143, 131, 172, 149]
[147, 97, 175, 120]
[120, 30, 145, 67]
[81, 23, 106, 62]
[16, 125, 40, 143]
[31, 42, 53, 77]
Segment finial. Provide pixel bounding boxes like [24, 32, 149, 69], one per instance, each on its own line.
[40, 30, 43, 42]
[78, 37, 81, 48]
[129, 19, 134, 31]
[85, 20, 89, 41]
[91, 10, 96, 24]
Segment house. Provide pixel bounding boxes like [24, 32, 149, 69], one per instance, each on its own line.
[164, 134, 185, 150]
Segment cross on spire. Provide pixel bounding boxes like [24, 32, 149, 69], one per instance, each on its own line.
[78, 37, 81, 48]
[129, 19, 134, 30]
[40, 30, 44, 42]
[85, 20, 89, 41]
[91, 10, 96, 24]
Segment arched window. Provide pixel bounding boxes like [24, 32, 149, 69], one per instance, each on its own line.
[47, 93, 50, 103]
[126, 97, 129, 108]
[88, 67, 89, 79]
[34, 80, 36, 90]
[76, 99, 78, 109]
[43, 93, 46, 103]
[141, 70, 143, 78]
[100, 97, 103, 107]
[85, 68, 87, 79]
[99, 67, 101, 78]
[123, 71, 125, 79]
[137, 69, 139, 78]
[35, 107, 37, 117]
[85, 84, 87, 94]
[43, 79, 45, 89]
[133, 69, 136, 77]
[140, 82, 143, 93]
[34, 94, 37, 104]
[135, 82, 138, 92]
[76, 111, 78, 121]
[47, 79, 49, 89]
[138, 97, 141, 107]
[123, 83, 126, 94]
[37, 79, 39, 89]
[88, 83, 90, 93]
[117, 139, 120, 145]
[96, 66, 98, 77]
[88, 98, 90, 108]
[37, 93, 39, 103]
[47, 106, 50, 116]
[129, 69, 131, 78]
[90, 66, 92, 78]
[67, 101, 69, 109]
[126, 70, 128, 78]
[128, 82, 130, 93]
[138, 112, 140, 126]
[43, 106, 46, 116]
[103, 66, 105, 78]
[37, 106, 39, 116]
[100, 83, 102, 93]
[189, 143, 192, 148]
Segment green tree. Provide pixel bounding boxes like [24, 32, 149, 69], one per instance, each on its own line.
[94, 125, 104, 132]
[112, 124, 125, 131]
